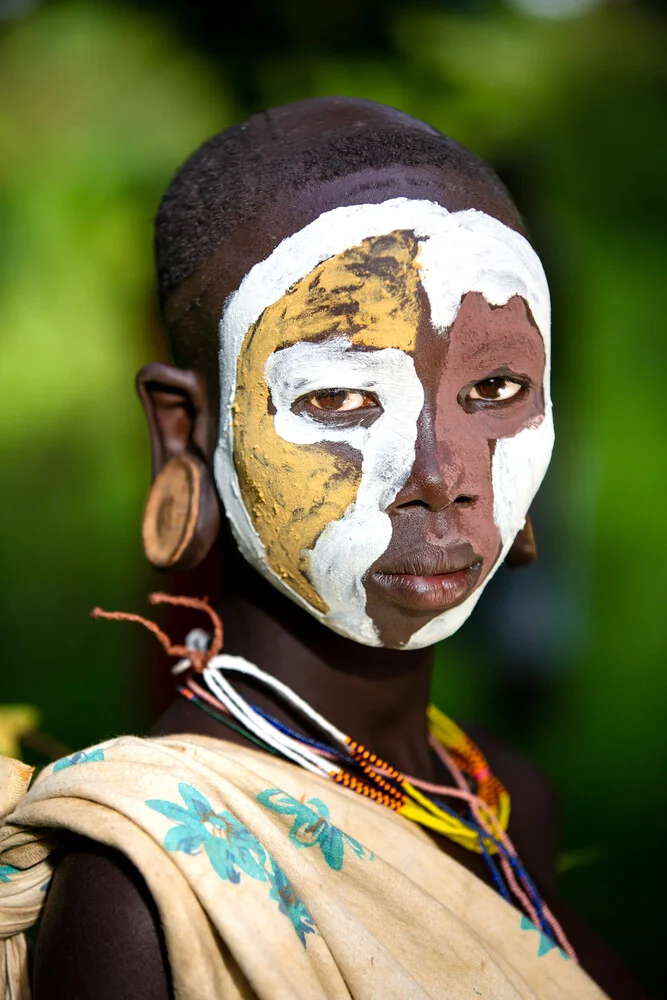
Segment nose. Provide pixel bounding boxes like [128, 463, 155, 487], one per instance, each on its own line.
[388, 409, 476, 513]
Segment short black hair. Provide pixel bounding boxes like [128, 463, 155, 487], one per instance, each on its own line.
[155, 97, 517, 316]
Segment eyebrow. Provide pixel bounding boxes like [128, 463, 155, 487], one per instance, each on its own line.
[457, 331, 543, 363]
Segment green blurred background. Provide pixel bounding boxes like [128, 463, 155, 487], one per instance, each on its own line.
[1, 0, 665, 990]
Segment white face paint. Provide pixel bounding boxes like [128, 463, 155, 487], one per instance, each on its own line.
[214, 198, 553, 648]
[266, 339, 424, 645]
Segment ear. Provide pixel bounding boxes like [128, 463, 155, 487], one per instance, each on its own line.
[505, 514, 537, 568]
[136, 363, 220, 572]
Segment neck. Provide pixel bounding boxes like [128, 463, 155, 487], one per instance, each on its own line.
[171, 541, 436, 776]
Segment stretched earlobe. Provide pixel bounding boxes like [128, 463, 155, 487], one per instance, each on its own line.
[506, 514, 537, 568]
[136, 362, 220, 573]
[142, 452, 220, 571]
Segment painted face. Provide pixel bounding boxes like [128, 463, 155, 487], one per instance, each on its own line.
[214, 199, 553, 649]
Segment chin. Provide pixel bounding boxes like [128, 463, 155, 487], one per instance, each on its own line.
[398, 590, 486, 650]
[357, 560, 489, 649]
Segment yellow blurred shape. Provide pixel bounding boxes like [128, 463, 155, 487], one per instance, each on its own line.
[0, 705, 40, 759]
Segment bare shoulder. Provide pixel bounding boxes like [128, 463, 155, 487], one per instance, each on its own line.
[34, 836, 172, 1000]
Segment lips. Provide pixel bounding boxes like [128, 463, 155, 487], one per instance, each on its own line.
[369, 547, 483, 613]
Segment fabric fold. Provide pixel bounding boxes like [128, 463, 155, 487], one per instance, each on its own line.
[0, 735, 608, 1000]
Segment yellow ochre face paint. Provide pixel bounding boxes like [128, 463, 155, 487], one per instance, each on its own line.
[232, 231, 422, 612]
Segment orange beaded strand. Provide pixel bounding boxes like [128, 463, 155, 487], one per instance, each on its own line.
[339, 738, 407, 809]
[333, 770, 401, 810]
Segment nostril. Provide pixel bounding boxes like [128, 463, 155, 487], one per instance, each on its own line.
[394, 498, 431, 510]
[453, 495, 475, 505]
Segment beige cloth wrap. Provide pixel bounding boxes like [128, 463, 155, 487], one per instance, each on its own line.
[0, 734, 608, 1000]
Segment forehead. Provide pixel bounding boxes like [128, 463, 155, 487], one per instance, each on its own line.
[220, 198, 550, 366]
[254, 231, 421, 354]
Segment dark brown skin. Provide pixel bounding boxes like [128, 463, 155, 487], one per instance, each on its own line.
[34, 108, 651, 998]
[366, 289, 547, 647]
[35, 569, 651, 1000]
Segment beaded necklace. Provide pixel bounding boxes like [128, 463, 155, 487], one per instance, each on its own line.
[92, 593, 577, 961]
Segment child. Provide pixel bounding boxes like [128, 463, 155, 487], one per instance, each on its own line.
[0, 97, 647, 999]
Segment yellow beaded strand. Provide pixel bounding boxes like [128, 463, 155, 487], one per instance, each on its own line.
[339, 706, 511, 854]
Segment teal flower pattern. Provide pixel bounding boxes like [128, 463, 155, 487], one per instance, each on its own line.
[266, 857, 316, 945]
[0, 865, 19, 883]
[256, 789, 374, 871]
[520, 916, 569, 960]
[146, 783, 316, 946]
[53, 748, 105, 772]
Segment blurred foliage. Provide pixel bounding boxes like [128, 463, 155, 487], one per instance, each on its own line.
[0, 2, 233, 746]
[0, 0, 665, 989]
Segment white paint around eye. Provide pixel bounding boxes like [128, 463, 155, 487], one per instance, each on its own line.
[214, 197, 554, 649]
[266, 339, 424, 645]
[416, 211, 551, 397]
[219, 200, 551, 407]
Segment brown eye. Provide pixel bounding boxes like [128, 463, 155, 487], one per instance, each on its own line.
[468, 378, 523, 402]
[309, 390, 378, 412]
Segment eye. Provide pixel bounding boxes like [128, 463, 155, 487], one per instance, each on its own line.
[306, 389, 379, 412]
[467, 377, 524, 403]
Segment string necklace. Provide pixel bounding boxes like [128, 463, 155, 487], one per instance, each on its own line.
[92, 592, 577, 961]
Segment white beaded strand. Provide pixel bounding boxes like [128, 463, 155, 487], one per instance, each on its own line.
[201, 657, 337, 780]
[205, 653, 348, 744]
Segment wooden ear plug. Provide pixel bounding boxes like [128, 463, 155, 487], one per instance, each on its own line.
[142, 454, 214, 571]
[505, 514, 538, 568]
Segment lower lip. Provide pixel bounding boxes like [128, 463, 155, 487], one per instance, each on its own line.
[370, 566, 481, 612]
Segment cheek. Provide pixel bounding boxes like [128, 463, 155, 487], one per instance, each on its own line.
[491, 417, 555, 548]
[456, 444, 502, 568]
[472, 394, 545, 441]
[432, 406, 502, 564]
[232, 364, 361, 614]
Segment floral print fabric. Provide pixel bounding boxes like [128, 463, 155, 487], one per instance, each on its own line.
[53, 747, 105, 772]
[0, 733, 609, 1000]
[147, 782, 316, 945]
[257, 789, 374, 869]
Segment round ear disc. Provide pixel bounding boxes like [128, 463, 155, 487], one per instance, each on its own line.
[142, 453, 219, 571]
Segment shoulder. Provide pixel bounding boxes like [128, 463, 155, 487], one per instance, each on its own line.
[464, 726, 653, 998]
[34, 836, 172, 1000]
[464, 723, 560, 892]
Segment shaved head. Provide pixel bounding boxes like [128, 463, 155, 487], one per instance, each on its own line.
[147, 96, 551, 649]
[154, 97, 525, 378]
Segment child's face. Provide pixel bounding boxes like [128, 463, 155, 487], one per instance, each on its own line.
[214, 199, 553, 649]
